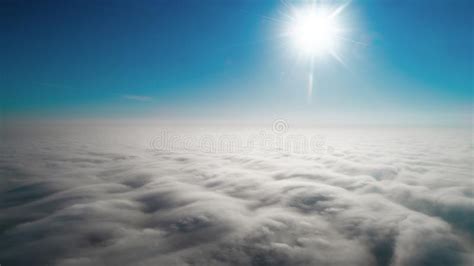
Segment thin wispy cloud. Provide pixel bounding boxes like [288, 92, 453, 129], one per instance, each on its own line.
[122, 95, 153, 102]
[38, 82, 76, 90]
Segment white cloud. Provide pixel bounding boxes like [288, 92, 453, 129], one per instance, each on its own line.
[0, 124, 472, 265]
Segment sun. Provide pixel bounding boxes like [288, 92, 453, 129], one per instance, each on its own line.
[291, 9, 339, 55]
[285, 4, 346, 58]
[279, 1, 352, 104]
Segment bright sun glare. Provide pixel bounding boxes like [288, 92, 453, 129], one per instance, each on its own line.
[285, 3, 347, 58]
[291, 10, 339, 55]
[281, 2, 351, 104]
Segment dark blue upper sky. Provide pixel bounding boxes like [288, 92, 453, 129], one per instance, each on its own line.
[1, 0, 473, 124]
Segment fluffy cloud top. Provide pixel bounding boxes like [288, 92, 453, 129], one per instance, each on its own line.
[0, 124, 472, 266]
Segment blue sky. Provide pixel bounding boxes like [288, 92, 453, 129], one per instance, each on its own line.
[1, 0, 472, 125]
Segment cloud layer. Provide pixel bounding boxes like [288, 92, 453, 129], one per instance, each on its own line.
[0, 124, 472, 266]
